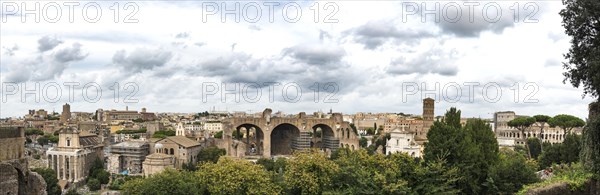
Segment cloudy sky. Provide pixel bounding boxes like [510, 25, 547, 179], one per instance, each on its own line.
[0, 1, 594, 119]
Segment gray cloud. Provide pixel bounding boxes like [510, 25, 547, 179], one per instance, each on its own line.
[387, 48, 459, 76]
[3, 45, 19, 56]
[283, 44, 346, 66]
[544, 58, 561, 67]
[319, 30, 332, 41]
[112, 48, 173, 73]
[37, 36, 63, 52]
[175, 32, 190, 39]
[248, 25, 261, 31]
[53, 43, 87, 63]
[350, 20, 434, 49]
[547, 31, 566, 43]
[4, 43, 88, 82]
[434, 2, 543, 37]
[194, 42, 206, 47]
[184, 44, 362, 96]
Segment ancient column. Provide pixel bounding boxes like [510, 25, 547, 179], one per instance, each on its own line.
[73, 156, 78, 182]
[62, 155, 67, 180]
[263, 128, 271, 158]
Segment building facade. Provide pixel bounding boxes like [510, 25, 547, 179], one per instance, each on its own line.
[148, 136, 202, 169]
[108, 141, 149, 175]
[46, 128, 104, 183]
[386, 126, 422, 157]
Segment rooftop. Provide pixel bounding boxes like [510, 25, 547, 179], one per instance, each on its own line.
[165, 136, 201, 148]
[113, 141, 148, 148]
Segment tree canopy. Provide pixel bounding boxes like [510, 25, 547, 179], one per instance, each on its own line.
[425, 108, 500, 194]
[507, 117, 536, 132]
[548, 114, 586, 134]
[284, 151, 339, 194]
[197, 157, 282, 194]
[196, 146, 226, 163]
[560, 0, 600, 99]
[32, 168, 61, 195]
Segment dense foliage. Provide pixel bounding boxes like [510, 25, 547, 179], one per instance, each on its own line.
[32, 167, 61, 195]
[538, 133, 582, 169]
[425, 108, 502, 194]
[548, 114, 586, 135]
[518, 163, 594, 194]
[581, 112, 600, 176]
[122, 169, 204, 194]
[116, 128, 147, 134]
[560, 0, 600, 99]
[527, 138, 543, 159]
[87, 158, 110, 191]
[152, 130, 176, 138]
[198, 158, 282, 194]
[213, 131, 223, 139]
[488, 149, 540, 194]
[121, 108, 545, 195]
[196, 146, 226, 163]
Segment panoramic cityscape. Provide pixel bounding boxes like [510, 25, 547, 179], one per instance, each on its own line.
[1, 0, 600, 195]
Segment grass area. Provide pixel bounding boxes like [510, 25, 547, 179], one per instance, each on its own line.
[517, 163, 594, 194]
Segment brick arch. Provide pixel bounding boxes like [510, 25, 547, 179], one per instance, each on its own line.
[270, 123, 301, 156]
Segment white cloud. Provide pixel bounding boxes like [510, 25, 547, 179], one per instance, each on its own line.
[0, 1, 592, 120]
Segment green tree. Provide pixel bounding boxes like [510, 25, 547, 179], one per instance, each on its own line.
[232, 130, 244, 139]
[47, 134, 59, 143]
[560, 0, 600, 99]
[25, 128, 44, 136]
[94, 169, 110, 185]
[64, 189, 80, 195]
[214, 131, 223, 139]
[548, 114, 586, 135]
[581, 112, 600, 176]
[508, 116, 536, 159]
[182, 162, 198, 171]
[349, 123, 358, 135]
[562, 133, 582, 164]
[32, 168, 61, 195]
[152, 130, 176, 138]
[122, 168, 204, 195]
[413, 157, 462, 195]
[330, 148, 410, 194]
[373, 123, 377, 133]
[87, 178, 101, 191]
[527, 138, 542, 160]
[256, 158, 275, 171]
[487, 149, 539, 194]
[425, 108, 499, 194]
[533, 115, 551, 151]
[561, 0, 600, 175]
[37, 136, 49, 146]
[538, 134, 582, 168]
[424, 107, 463, 163]
[196, 157, 281, 194]
[196, 146, 226, 163]
[366, 128, 375, 135]
[132, 118, 145, 123]
[284, 150, 339, 194]
[359, 137, 368, 148]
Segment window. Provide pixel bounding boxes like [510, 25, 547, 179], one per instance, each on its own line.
[66, 139, 71, 147]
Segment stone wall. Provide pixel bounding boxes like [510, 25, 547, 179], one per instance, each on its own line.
[0, 159, 47, 195]
[524, 179, 600, 195]
[0, 127, 25, 161]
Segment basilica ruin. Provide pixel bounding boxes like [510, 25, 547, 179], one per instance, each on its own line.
[220, 109, 360, 158]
